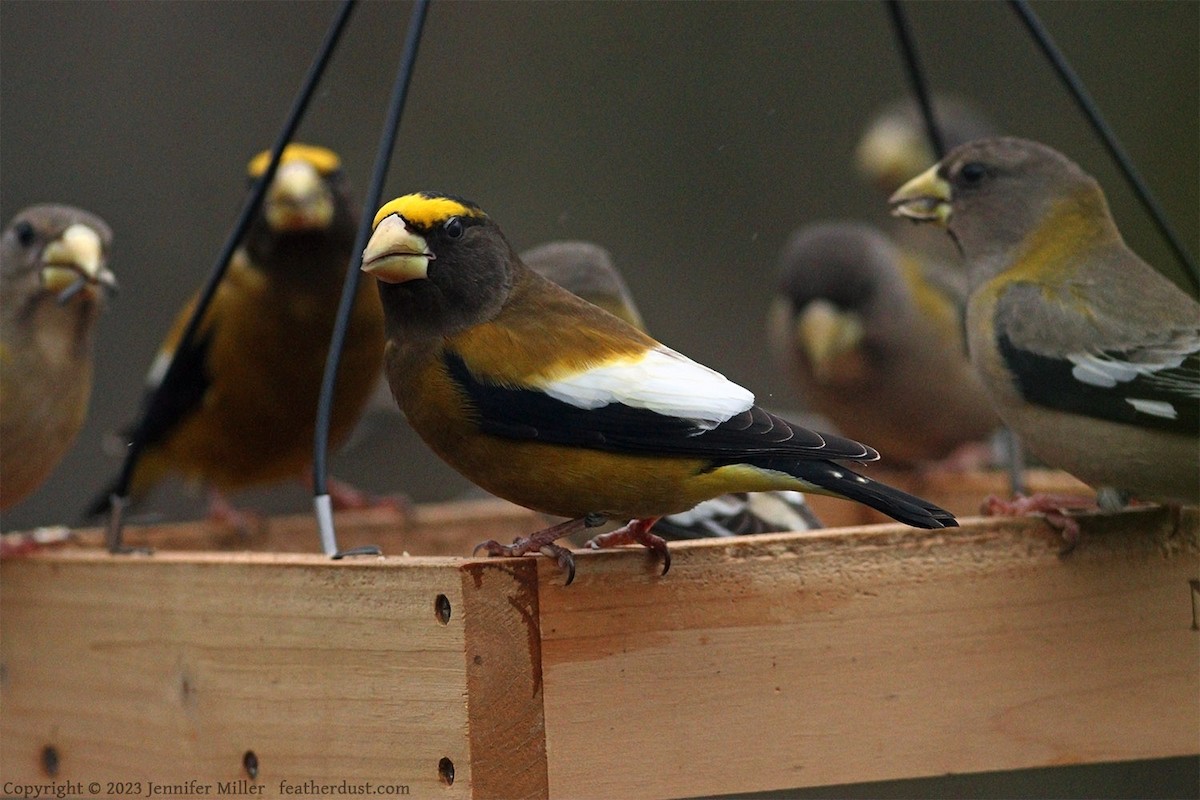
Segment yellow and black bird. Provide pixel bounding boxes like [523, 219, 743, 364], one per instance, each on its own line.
[523, 239, 824, 538]
[767, 221, 999, 466]
[2, 205, 116, 512]
[363, 193, 956, 581]
[88, 144, 385, 520]
[890, 137, 1199, 512]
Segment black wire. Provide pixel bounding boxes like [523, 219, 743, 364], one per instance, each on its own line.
[104, 0, 357, 552]
[311, 0, 431, 554]
[1010, 0, 1199, 294]
[885, 0, 1030, 497]
[885, 0, 945, 159]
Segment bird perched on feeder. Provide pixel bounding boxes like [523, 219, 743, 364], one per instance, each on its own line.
[523, 239, 823, 538]
[768, 95, 1002, 468]
[363, 192, 957, 582]
[87, 144, 386, 523]
[2, 205, 116, 511]
[767, 221, 1000, 466]
[890, 137, 1199, 523]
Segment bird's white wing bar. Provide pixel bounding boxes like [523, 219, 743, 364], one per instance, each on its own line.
[540, 345, 755, 430]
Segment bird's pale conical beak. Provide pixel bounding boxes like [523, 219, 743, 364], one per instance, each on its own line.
[40, 223, 117, 300]
[796, 300, 864, 382]
[889, 165, 952, 225]
[265, 161, 335, 232]
[361, 214, 432, 284]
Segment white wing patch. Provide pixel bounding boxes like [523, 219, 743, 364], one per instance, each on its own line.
[540, 346, 754, 430]
[1067, 351, 1186, 388]
[1067, 337, 1199, 398]
[1125, 398, 1178, 419]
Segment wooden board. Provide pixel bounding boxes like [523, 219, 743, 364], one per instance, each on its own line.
[0, 552, 548, 798]
[1, 491, 1195, 798]
[536, 507, 1198, 798]
[48, 468, 1092, 557]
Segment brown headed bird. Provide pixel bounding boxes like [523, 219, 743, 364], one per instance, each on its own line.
[768, 221, 999, 466]
[890, 137, 1199, 521]
[363, 193, 957, 582]
[2, 206, 116, 511]
[87, 144, 385, 521]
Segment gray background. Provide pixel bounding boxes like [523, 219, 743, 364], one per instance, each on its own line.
[1, 3, 1197, 793]
[2, 1, 1196, 528]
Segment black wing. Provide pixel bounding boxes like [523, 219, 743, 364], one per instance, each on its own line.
[444, 351, 877, 462]
[998, 332, 1200, 437]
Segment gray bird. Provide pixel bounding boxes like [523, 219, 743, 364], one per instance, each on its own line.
[891, 136, 1199, 508]
[1, 205, 115, 511]
[768, 222, 1000, 467]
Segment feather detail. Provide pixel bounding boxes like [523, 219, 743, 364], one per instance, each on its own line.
[539, 345, 754, 430]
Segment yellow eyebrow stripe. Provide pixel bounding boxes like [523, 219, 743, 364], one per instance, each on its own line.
[373, 194, 486, 230]
[246, 144, 341, 178]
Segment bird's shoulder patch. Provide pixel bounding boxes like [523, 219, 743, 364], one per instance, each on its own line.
[449, 313, 750, 429]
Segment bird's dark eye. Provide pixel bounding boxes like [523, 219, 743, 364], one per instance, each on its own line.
[959, 162, 987, 184]
[443, 217, 464, 239]
[14, 220, 36, 247]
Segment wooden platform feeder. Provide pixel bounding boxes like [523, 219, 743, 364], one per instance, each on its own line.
[1, 469, 1197, 798]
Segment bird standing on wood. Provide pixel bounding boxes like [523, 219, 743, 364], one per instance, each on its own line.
[363, 192, 957, 582]
[2, 206, 116, 511]
[87, 144, 386, 522]
[890, 136, 1199, 518]
[523, 239, 824, 538]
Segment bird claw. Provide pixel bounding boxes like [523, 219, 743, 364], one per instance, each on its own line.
[539, 544, 577, 586]
[982, 493, 1092, 554]
[584, 518, 671, 576]
[471, 516, 597, 584]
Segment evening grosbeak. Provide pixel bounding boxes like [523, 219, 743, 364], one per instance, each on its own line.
[1, 206, 116, 511]
[890, 137, 1199, 509]
[88, 144, 385, 520]
[363, 192, 956, 582]
[855, 94, 997, 312]
[523, 239, 823, 538]
[767, 221, 1000, 466]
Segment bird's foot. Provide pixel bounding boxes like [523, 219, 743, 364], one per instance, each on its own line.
[306, 475, 414, 517]
[472, 514, 607, 586]
[981, 493, 1095, 554]
[206, 489, 262, 536]
[585, 517, 671, 576]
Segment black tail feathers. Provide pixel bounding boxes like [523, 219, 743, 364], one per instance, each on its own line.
[759, 457, 958, 529]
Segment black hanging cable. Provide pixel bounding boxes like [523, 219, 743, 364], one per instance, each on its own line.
[884, 0, 1028, 496]
[885, 0, 945, 159]
[103, 0, 357, 553]
[312, 0, 431, 558]
[1010, 0, 1199, 295]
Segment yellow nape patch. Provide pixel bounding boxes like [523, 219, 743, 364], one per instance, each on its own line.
[994, 191, 1112, 295]
[247, 144, 341, 178]
[373, 193, 486, 230]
